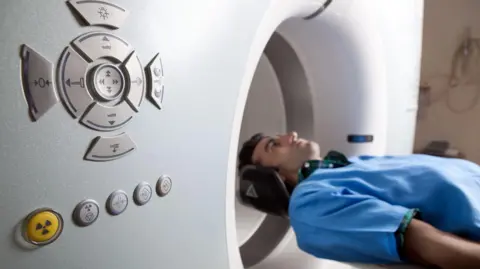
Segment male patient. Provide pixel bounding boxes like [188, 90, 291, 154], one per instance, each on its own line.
[238, 131, 480, 269]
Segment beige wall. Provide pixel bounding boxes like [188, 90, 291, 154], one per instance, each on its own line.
[415, 0, 480, 163]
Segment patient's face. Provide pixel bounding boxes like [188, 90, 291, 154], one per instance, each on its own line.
[251, 131, 320, 179]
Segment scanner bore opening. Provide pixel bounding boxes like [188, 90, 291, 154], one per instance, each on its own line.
[236, 28, 314, 268]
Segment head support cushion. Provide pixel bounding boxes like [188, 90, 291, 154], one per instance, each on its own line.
[238, 165, 292, 218]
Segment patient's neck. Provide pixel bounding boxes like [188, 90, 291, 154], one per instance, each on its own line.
[284, 176, 298, 186]
[283, 158, 323, 186]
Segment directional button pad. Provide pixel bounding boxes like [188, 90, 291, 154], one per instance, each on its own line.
[57, 31, 146, 132]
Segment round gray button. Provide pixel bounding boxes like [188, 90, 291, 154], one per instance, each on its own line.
[156, 175, 172, 197]
[133, 182, 153, 206]
[106, 190, 128, 215]
[73, 199, 100, 227]
[92, 64, 124, 101]
[154, 86, 163, 98]
[153, 67, 162, 77]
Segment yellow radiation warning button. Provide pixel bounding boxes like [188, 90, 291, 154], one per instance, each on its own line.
[24, 208, 63, 245]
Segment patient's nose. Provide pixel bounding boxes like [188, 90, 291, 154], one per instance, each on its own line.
[279, 132, 297, 145]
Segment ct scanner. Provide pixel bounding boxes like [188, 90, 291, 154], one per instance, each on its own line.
[0, 0, 424, 269]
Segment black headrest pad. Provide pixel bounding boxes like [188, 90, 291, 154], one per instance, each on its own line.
[238, 165, 291, 218]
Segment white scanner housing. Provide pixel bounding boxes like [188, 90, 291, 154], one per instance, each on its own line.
[0, 0, 424, 269]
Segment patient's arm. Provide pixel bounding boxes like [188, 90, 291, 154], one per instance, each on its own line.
[404, 219, 480, 269]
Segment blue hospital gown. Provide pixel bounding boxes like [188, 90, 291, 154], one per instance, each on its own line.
[289, 154, 480, 264]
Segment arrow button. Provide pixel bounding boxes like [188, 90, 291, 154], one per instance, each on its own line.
[20, 44, 59, 121]
[123, 51, 145, 112]
[80, 101, 135, 132]
[84, 133, 137, 162]
[146, 53, 165, 110]
[58, 46, 94, 118]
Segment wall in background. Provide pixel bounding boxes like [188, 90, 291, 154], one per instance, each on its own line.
[415, 0, 480, 163]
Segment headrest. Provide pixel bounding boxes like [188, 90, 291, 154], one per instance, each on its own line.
[238, 165, 292, 218]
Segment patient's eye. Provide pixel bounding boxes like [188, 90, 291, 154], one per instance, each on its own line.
[266, 139, 276, 151]
[267, 139, 280, 150]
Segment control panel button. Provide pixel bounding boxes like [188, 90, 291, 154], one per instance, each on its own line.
[106, 190, 128, 215]
[67, 0, 129, 29]
[23, 208, 63, 246]
[84, 132, 136, 162]
[156, 175, 172, 197]
[92, 64, 125, 101]
[133, 182, 153, 206]
[123, 51, 145, 111]
[72, 32, 133, 62]
[73, 199, 100, 227]
[146, 53, 165, 110]
[80, 101, 134, 132]
[20, 45, 59, 121]
[58, 46, 95, 118]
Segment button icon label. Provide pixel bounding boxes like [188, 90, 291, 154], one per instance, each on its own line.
[98, 7, 109, 20]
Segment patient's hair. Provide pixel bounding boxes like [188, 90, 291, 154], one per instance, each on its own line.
[238, 132, 264, 172]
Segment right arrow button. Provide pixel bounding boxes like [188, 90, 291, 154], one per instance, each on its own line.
[80, 101, 135, 132]
[123, 51, 145, 112]
[146, 53, 165, 110]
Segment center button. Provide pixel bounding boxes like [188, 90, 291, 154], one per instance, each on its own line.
[92, 64, 125, 102]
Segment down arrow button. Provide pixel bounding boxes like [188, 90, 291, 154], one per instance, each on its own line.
[80, 101, 135, 132]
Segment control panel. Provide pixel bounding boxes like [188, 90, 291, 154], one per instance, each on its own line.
[20, 0, 165, 163]
[15, 0, 171, 250]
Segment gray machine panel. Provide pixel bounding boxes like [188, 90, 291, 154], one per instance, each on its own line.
[0, 0, 277, 269]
